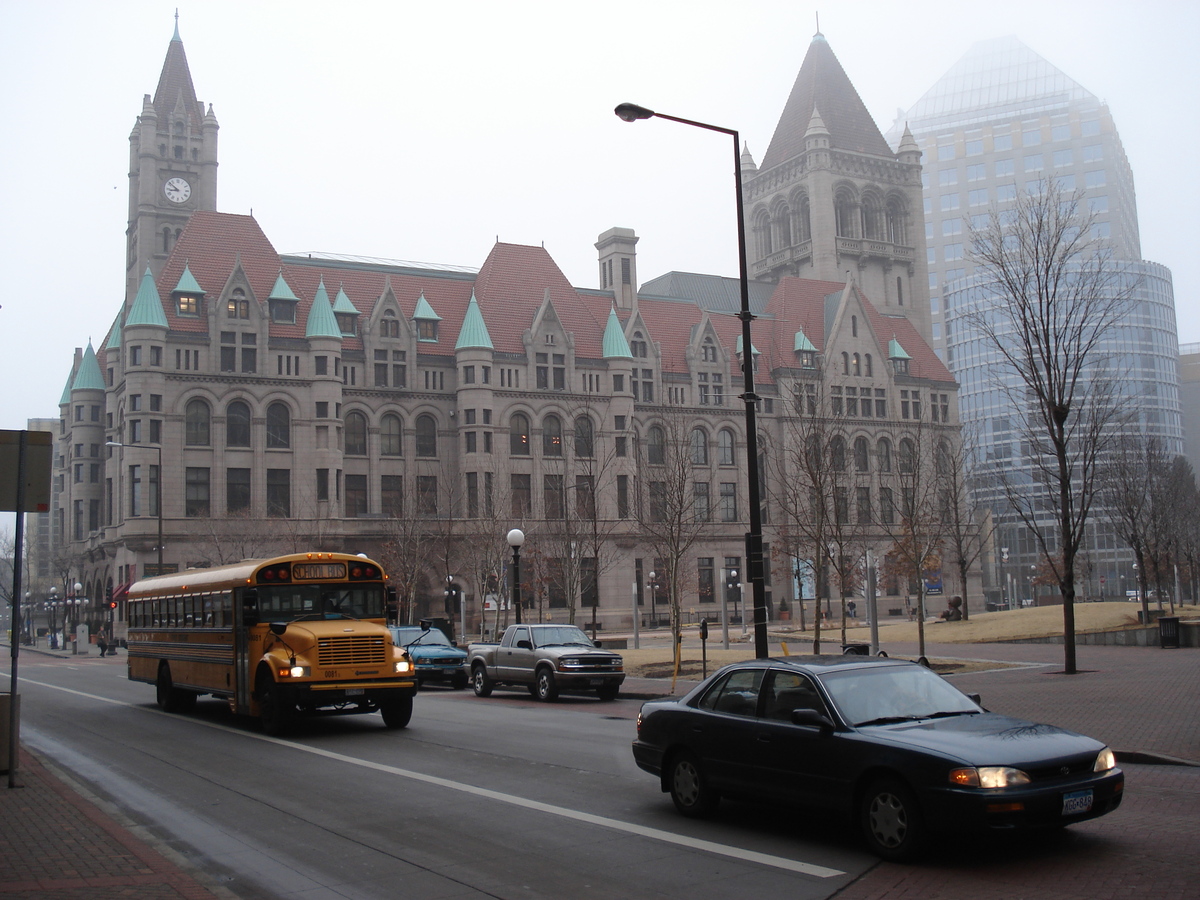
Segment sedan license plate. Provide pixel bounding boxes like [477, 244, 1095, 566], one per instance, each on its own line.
[1062, 789, 1093, 815]
[443, 668, 459, 675]
[346, 688, 365, 696]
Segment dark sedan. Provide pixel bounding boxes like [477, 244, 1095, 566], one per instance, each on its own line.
[632, 657, 1123, 861]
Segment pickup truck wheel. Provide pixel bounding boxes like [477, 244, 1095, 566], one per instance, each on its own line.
[534, 667, 559, 702]
[669, 751, 719, 818]
[472, 664, 494, 697]
[380, 694, 413, 729]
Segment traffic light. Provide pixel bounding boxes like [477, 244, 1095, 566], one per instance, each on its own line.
[109, 601, 118, 610]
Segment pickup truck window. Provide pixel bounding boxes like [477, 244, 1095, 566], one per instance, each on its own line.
[509, 626, 530, 647]
[529, 625, 595, 648]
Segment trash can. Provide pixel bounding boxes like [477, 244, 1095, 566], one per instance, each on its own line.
[1159, 616, 1180, 649]
[842, 643, 869, 656]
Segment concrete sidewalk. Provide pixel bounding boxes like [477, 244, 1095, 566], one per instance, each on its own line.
[3, 639, 1197, 899]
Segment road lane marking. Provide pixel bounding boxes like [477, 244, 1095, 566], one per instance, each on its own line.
[10, 676, 845, 879]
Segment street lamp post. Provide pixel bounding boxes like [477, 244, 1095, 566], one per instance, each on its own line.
[507, 529, 525, 625]
[615, 102, 769, 659]
[647, 570, 657, 628]
[106, 441, 163, 574]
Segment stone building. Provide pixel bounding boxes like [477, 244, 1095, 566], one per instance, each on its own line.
[51, 26, 970, 635]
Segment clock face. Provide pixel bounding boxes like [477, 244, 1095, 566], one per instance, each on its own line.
[164, 177, 192, 204]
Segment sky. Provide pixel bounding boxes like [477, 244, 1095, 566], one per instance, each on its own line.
[1, 0, 1196, 437]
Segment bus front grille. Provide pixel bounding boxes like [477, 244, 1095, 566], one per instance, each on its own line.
[317, 635, 389, 667]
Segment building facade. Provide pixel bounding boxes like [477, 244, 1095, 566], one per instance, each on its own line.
[50, 27, 971, 636]
[890, 36, 1182, 601]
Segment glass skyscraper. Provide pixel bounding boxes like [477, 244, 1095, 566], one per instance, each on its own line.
[888, 36, 1181, 602]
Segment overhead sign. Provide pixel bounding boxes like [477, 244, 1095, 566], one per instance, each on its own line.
[0, 430, 53, 513]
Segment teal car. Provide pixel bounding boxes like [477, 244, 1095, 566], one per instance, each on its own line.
[389, 625, 469, 689]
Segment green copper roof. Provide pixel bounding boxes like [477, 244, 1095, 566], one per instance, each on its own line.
[412, 292, 441, 321]
[105, 309, 123, 351]
[735, 334, 761, 356]
[72, 342, 105, 392]
[305, 279, 342, 339]
[59, 368, 74, 405]
[173, 263, 204, 295]
[127, 267, 169, 328]
[888, 337, 911, 360]
[602, 307, 633, 359]
[268, 271, 300, 302]
[793, 328, 817, 352]
[455, 293, 494, 350]
[332, 285, 358, 314]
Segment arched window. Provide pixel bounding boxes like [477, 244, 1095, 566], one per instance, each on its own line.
[415, 414, 437, 457]
[852, 315, 858, 337]
[226, 400, 251, 448]
[865, 354, 873, 377]
[691, 428, 708, 465]
[896, 277, 904, 307]
[702, 338, 718, 363]
[184, 398, 210, 446]
[887, 198, 907, 245]
[718, 428, 736, 466]
[381, 413, 402, 456]
[647, 425, 665, 465]
[877, 438, 893, 473]
[935, 440, 952, 475]
[266, 403, 290, 449]
[798, 196, 811, 242]
[854, 437, 870, 472]
[574, 416, 594, 458]
[755, 209, 773, 258]
[842, 352, 850, 376]
[543, 415, 563, 456]
[510, 413, 530, 456]
[853, 352, 861, 376]
[381, 310, 400, 338]
[830, 436, 847, 471]
[345, 411, 368, 456]
[631, 331, 648, 358]
[835, 191, 857, 238]
[899, 438, 916, 474]
[775, 202, 792, 248]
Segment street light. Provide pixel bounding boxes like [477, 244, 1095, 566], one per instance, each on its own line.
[615, 102, 769, 659]
[647, 570, 657, 628]
[107, 441, 164, 574]
[507, 529, 525, 625]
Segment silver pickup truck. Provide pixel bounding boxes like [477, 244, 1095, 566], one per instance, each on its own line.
[467, 624, 625, 701]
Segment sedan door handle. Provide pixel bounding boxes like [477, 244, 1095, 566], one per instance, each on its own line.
[756, 734, 772, 743]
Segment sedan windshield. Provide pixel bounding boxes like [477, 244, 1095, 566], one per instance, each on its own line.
[392, 627, 452, 647]
[819, 664, 980, 727]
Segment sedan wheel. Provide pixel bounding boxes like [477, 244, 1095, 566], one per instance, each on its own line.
[669, 752, 719, 817]
[861, 778, 924, 861]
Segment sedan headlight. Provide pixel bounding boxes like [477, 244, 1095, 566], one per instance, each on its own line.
[950, 766, 1032, 788]
[1094, 747, 1117, 772]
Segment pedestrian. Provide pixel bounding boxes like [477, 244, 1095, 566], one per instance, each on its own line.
[848, 600, 857, 620]
[97, 631, 109, 658]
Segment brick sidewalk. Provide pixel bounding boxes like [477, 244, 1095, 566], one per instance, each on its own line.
[0, 749, 227, 899]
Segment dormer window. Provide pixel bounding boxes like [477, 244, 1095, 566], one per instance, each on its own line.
[335, 312, 358, 336]
[417, 319, 438, 341]
[799, 351, 816, 369]
[893, 358, 910, 375]
[270, 299, 297, 324]
[177, 295, 201, 316]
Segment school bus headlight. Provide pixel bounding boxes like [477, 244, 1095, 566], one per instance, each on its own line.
[279, 665, 310, 678]
[394, 660, 412, 674]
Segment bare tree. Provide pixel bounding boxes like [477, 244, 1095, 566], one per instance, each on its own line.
[966, 177, 1136, 674]
[634, 412, 710, 661]
[942, 427, 995, 620]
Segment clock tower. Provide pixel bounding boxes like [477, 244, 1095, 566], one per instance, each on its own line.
[126, 17, 218, 303]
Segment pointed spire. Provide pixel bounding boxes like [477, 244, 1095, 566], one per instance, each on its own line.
[455, 292, 495, 350]
[127, 266, 169, 327]
[172, 8, 181, 42]
[762, 32, 894, 169]
[412, 292, 441, 321]
[59, 368, 75, 406]
[153, 14, 204, 126]
[305, 279, 341, 339]
[739, 141, 758, 177]
[793, 328, 817, 353]
[602, 306, 633, 359]
[332, 285, 357, 314]
[268, 270, 300, 302]
[72, 343, 106, 392]
[105, 308, 123, 351]
[172, 262, 204, 295]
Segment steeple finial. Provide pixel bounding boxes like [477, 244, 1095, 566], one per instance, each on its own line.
[173, 9, 180, 42]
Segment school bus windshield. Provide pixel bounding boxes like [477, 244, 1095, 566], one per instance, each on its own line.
[255, 584, 386, 621]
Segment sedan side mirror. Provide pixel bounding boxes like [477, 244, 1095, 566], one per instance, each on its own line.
[791, 708, 835, 735]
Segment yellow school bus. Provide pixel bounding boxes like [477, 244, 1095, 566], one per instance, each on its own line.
[126, 552, 417, 734]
